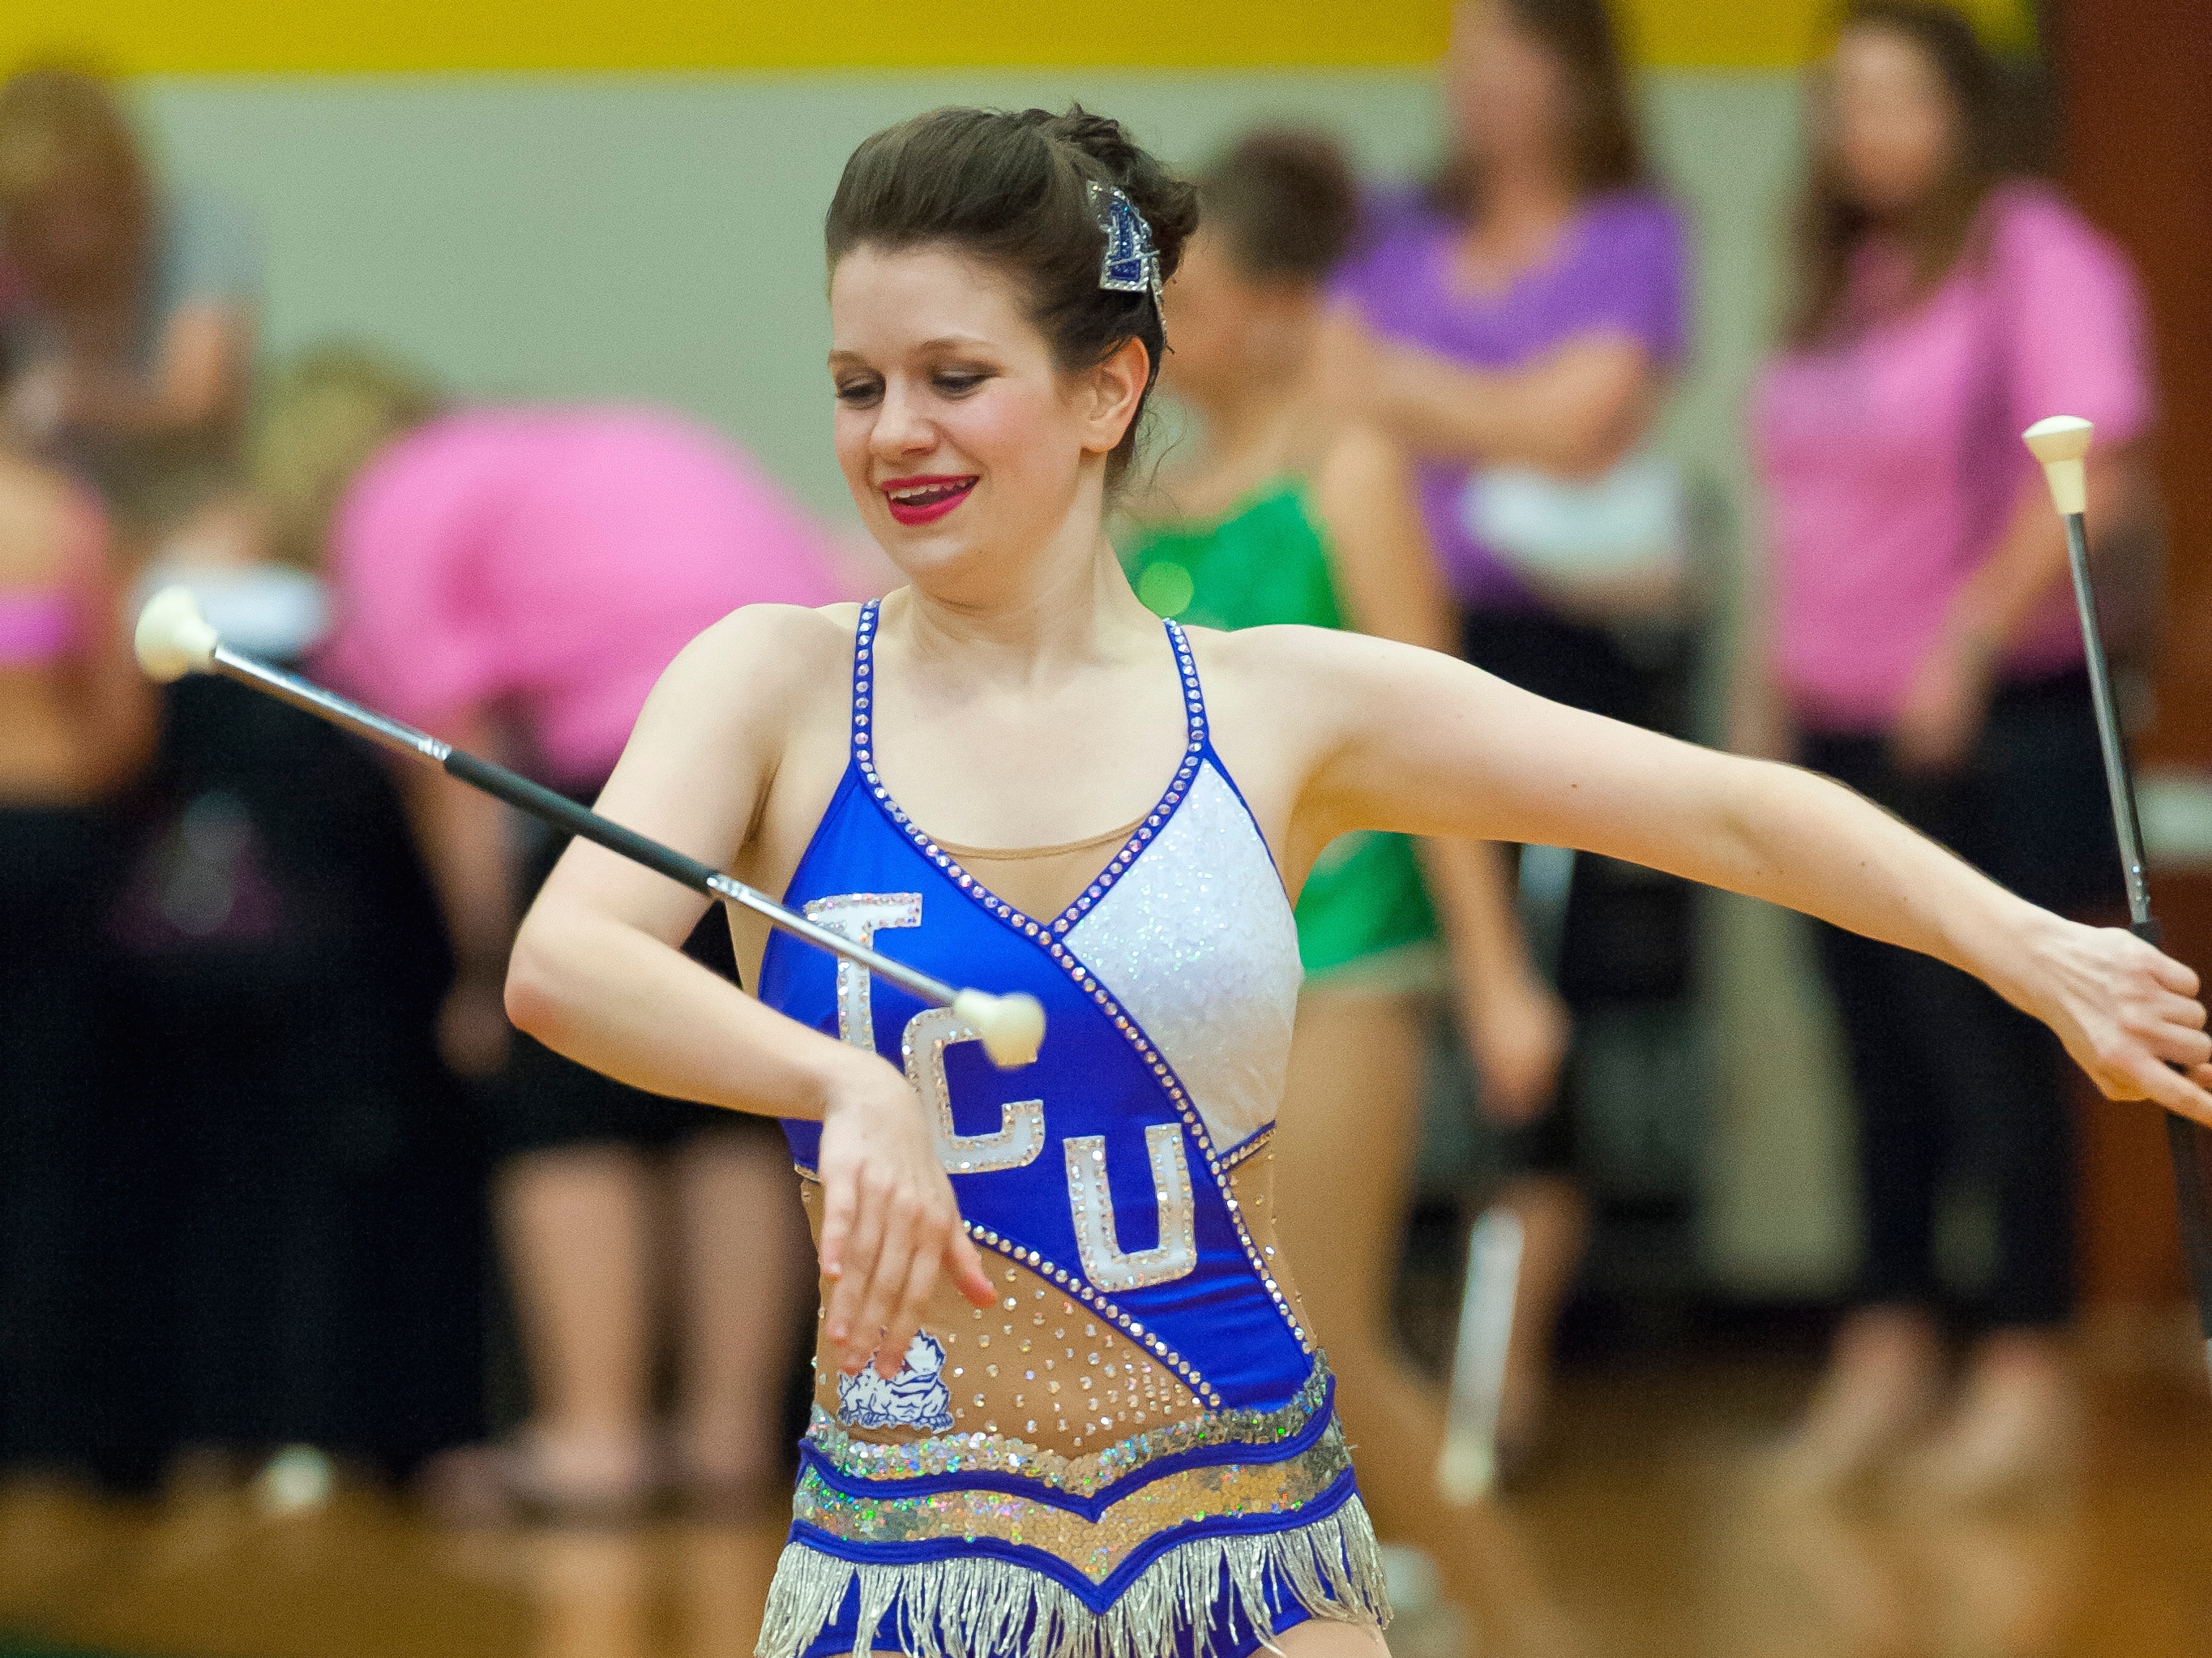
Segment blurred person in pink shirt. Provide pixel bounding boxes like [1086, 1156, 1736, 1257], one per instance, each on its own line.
[289, 347, 845, 1519]
[1737, 3, 2157, 1505]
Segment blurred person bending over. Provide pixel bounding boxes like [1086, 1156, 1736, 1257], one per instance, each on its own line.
[302, 350, 843, 1519]
[1739, 2, 2155, 1506]
[1329, 0, 1690, 1467]
[0, 68, 257, 532]
[0, 387, 145, 1474]
[1121, 130, 1567, 1543]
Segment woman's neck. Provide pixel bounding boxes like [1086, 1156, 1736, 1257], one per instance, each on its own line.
[894, 489, 1158, 688]
[1457, 156, 1580, 290]
[1168, 353, 1318, 521]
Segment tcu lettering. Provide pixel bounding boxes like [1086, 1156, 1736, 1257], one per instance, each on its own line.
[803, 892, 1196, 1286]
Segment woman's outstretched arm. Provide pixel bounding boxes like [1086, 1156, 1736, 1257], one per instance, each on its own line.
[506, 606, 995, 1377]
[1277, 628, 2212, 1120]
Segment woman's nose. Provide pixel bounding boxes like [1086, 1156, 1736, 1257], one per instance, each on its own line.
[871, 380, 935, 456]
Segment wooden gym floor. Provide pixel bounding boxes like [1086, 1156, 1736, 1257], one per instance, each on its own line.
[3, 1357, 2210, 1658]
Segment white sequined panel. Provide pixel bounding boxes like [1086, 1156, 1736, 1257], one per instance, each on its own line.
[801, 892, 922, 1051]
[1064, 1123, 1198, 1292]
[902, 1005, 1045, 1174]
[1063, 762, 1302, 1150]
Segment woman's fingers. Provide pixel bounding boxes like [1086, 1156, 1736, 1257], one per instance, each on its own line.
[851, 1181, 920, 1375]
[879, 1235, 948, 1381]
[2151, 1020, 2212, 1069]
[817, 1165, 857, 1287]
[948, 1229, 997, 1308]
[2138, 1059, 2212, 1129]
[825, 1168, 892, 1368]
[2149, 949, 2202, 999]
[2151, 988, 2210, 1033]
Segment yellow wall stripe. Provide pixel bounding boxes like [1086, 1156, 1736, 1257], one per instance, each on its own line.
[1, 0, 2035, 75]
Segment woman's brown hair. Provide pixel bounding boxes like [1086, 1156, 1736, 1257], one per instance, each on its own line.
[1786, 2, 2013, 347]
[1429, 0, 1647, 220]
[825, 105, 1199, 488]
[1199, 129, 1359, 285]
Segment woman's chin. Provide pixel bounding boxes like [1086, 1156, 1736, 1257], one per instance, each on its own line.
[874, 523, 987, 584]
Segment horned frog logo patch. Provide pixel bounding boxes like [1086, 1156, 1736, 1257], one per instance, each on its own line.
[836, 1330, 955, 1432]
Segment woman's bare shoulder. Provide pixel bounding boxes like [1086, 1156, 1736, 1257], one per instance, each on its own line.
[629, 600, 863, 752]
[1181, 619, 1427, 685]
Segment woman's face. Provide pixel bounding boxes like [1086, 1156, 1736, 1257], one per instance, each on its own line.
[1446, 0, 1572, 178]
[828, 243, 1141, 583]
[1158, 228, 1318, 409]
[1825, 25, 1962, 216]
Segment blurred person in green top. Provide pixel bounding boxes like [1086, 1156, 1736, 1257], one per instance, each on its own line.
[1120, 129, 1569, 1543]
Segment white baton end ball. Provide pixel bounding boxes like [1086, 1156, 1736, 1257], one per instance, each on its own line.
[953, 990, 1047, 1069]
[2022, 414, 2094, 516]
[134, 585, 220, 682]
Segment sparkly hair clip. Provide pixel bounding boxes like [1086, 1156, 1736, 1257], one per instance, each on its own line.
[1089, 180, 1162, 300]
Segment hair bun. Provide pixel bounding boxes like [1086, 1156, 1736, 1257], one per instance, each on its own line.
[1030, 105, 1200, 286]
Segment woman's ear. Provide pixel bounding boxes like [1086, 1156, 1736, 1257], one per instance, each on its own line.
[1077, 335, 1152, 456]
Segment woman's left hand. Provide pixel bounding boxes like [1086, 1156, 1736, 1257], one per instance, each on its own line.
[1465, 970, 1572, 1126]
[1892, 629, 1995, 773]
[2013, 913, 2212, 1121]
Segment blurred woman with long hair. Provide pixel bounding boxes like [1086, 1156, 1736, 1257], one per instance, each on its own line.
[1329, 0, 1690, 1469]
[1739, 2, 2156, 1503]
[0, 67, 258, 526]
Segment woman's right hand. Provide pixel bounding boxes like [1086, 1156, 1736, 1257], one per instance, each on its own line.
[815, 1053, 998, 1379]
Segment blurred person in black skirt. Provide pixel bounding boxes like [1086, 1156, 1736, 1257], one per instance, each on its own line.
[96, 431, 484, 1489]
[0, 376, 148, 1479]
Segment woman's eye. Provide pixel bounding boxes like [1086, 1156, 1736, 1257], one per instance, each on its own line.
[835, 379, 882, 407]
[932, 371, 988, 396]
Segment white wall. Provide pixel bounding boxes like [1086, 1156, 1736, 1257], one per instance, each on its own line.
[134, 66, 1855, 1294]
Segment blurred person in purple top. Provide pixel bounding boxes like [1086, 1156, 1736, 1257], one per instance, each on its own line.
[1329, 0, 1685, 614]
[1737, 4, 2155, 1506]
[1329, 0, 1689, 1474]
[301, 348, 845, 1519]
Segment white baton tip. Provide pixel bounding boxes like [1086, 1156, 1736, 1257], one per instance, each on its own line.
[2022, 415, 2094, 517]
[2022, 413, 2094, 462]
[134, 585, 221, 683]
[953, 990, 1046, 1069]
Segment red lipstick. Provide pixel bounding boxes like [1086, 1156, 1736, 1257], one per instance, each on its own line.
[880, 474, 977, 526]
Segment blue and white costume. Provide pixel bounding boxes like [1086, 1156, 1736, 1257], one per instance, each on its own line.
[755, 600, 1387, 1658]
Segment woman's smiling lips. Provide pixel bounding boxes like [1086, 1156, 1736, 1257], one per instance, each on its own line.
[880, 474, 978, 526]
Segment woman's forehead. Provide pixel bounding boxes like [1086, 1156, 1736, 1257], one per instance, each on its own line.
[828, 243, 1034, 349]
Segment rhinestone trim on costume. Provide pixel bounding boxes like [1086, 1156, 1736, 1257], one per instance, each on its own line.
[849, 603, 1310, 1384]
[792, 1420, 1356, 1583]
[901, 1005, 1046, 1174]
[1217, 1127, 1274, 1172]
[803, 1360, 1329, 1495]
[801, 892, 922, 1050]
[1064, 1123, 1198, 1292]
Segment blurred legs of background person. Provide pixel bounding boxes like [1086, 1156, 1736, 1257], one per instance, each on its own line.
[1773, 675, 2113, 1506]
[493, 1117, 811, 1519]
[1456, 609, 1702, 1474]
[1273, 990, 1439, 1542]
[464, 816, 812, 1523]
[0, 808, 112, 1476]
